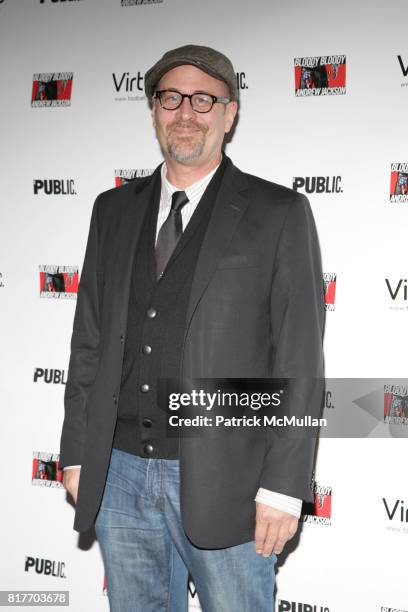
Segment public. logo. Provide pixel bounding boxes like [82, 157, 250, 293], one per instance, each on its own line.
[31, 72, 73, 107]
[390, 164, 408, 203]
[294, 55, 346, 96]
[236, 71, 248, 91]
[39, 265, 78, 299]
[32, 452, 63, 488]
[33, 368, 67, 384]
[323, 273, 336, 311]
[278, 600, 329, 612]
[115, 168, 154, 187]
[33, 179, 76, 195]
[302, 483, 332, 525]
[293, 176, 342, 194]
[25, 557, 66, 578]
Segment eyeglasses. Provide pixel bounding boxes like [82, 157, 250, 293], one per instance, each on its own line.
[154, 89, 230, 113]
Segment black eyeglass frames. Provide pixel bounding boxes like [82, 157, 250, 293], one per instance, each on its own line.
[154, 89, 230, 113]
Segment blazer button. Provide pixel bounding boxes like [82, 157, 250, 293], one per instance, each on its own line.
[140, 383, 150, 393]
[120, 335, 125, 343]
[144, 443, 154, 455]
[146, 307, 157, 318]
[142, 345, 152, 355]
[142, 418, 153, 428]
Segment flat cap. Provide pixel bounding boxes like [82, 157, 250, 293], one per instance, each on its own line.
[145, 44, 238, 102]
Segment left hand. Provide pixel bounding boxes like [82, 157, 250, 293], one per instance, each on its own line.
[254, 502, 299, 557]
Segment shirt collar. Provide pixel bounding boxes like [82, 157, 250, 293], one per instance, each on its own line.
[160, 160, 221, 204]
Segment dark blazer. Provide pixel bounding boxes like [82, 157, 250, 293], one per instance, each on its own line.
[59, 156, 325, 548]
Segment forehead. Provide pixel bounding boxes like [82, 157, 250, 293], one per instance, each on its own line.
[157, 64, 228, 95]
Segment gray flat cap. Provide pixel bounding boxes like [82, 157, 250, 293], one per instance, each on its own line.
[145, 44, 238, 102]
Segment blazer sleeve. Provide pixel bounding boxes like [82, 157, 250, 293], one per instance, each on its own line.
[258, 193, 325, 503]
[59, 195, 102, 469]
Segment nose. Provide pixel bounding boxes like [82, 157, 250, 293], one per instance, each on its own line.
[176, 95, 195, 119]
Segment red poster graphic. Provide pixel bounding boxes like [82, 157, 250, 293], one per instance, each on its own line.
[323, 273, 336, 311]
[294, 55, 346, 96]
[39, 266, 78, 299]
[390, 164, 408, 202]
[31, 72, 73, 107]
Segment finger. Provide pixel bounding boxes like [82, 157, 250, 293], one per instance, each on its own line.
[272, 523, 291, 555]
[261, 523, 279, 558]
[254, 516, 269, 554]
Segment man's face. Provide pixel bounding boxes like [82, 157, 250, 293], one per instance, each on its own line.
[151, 65, 237, 166]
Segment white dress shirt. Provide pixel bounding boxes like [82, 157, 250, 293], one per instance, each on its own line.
[64, 161, 303, 519]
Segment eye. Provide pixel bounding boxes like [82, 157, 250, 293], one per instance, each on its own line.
[193, 94, 212, 106]
[163, 91, 181, 104]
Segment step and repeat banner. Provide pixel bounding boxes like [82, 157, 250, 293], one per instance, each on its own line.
[0, 0, 407, 610]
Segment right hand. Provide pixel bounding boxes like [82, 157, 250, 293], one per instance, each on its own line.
[62, 467, 81, 505]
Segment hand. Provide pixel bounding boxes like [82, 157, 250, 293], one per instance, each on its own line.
[62, 467, 81, 505]
[254, 502, 299, 557]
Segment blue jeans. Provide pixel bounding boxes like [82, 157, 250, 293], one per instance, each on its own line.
[95, 448, 276, 612]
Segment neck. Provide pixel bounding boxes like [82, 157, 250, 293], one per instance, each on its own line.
[164, 153, 222, 189]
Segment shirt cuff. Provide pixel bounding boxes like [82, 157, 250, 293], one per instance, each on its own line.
[255, 488, 302, 518]
[62, 465, 81, 470]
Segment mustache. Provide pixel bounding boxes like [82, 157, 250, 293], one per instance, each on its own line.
[167, 120, 208, 134]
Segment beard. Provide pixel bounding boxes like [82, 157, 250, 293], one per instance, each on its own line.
[166, 121, 208, 163]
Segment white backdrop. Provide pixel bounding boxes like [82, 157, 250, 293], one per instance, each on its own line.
[0, 0, 407, 610]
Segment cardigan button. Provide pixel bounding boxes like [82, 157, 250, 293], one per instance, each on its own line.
[143, 443, 154, 455]
[142, 418, 153, 428]
[146, 307, 157, 318]
[142, 345, 152, 355]
[140, 383, 150, 393]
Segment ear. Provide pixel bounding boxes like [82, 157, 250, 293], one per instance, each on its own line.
[151, 101, 157, 128]
[224, 101, 238, 134]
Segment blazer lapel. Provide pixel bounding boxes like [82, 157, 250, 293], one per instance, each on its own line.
[112, 165, 162, 331]
[183, 159, 250, 342]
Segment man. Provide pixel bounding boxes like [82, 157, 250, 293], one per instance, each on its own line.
[60, 44, 324, 611]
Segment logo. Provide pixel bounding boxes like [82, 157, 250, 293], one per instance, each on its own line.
[293, 176, 342, 194]
[398, 55, 408, 88]
[390, 164, 408, 203]
[114, 168, 154, 187]
[382, 497, 408, 522]
[278, 600, 329, 612]
[33, 179, 77, 195]
[382, 495, 408, 536]
[33, 368, 67, 384]
[381, 607, 408, 612]
[32, 452, 63, 487]
[112, 72, 146, 102]
[25, 557, 66, 578]
[0, 272, 4, 288]
[121, 0, 163, 5]
[384, 385, 408, 425]
[236, 72, 248, 90]
[39, 265, 78, 299]
[385, 278, 408, 311]
[302, 483, 332, 525]
[323, 273, 336, 311]
[294, 55, 346, 96]
[31, 73, 73, 107]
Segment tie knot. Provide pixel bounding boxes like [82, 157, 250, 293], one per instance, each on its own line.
[171, 191, 189, 212]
